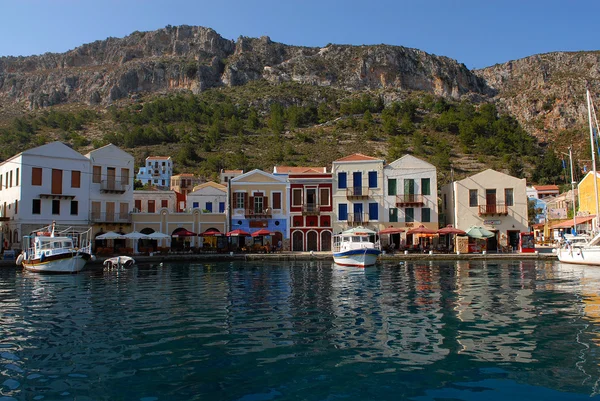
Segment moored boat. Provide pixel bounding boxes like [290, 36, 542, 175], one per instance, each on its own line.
[332, 227, 381, 267]
[16, 222, 95, 273]
[557, 233, 600, 266]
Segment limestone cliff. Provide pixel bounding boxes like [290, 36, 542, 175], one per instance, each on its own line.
[0, 25, 491, 109]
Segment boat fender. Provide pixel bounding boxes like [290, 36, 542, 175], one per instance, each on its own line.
[15, 253, 24, 266]
[40, 253, 45, 262]
[91, 255, 97, 262]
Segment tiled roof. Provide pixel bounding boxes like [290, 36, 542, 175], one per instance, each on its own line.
[551, 215, 596, 228]
[533, 185, 559, 191]
[223, 169, 243, 173]
[146, 156, 171, 160]
[274, 166, 327, 174]
[333, 153, 382, 163]
[172, 173, 196, 177]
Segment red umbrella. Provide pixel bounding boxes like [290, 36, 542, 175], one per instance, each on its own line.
[226, 229, 250, 237]
[437, 225, 466, 235]
[251, 228, 275, 237]
[199, 229, 223, 237]
[379, 227, 405, 235]
[172, 228, 198, 237]
[407, 225, 437, 235]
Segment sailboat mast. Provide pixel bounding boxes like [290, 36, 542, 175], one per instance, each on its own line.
[587, 88, 600, 232]
[569, 146, 577, 234]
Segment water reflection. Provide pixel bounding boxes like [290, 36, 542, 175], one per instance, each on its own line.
[1, 261, 600, 400]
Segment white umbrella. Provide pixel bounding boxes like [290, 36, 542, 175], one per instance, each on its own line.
[147, 232, 170, 239]
[96, 231, 123, 240]
[122, 231, 150, 254]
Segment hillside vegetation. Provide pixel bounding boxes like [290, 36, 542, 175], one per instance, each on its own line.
[0, 81, 566, 185]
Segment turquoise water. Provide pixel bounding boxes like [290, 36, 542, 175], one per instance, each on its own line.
[2, 260, 600, 400]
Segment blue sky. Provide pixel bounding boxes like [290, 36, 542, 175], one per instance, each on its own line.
[0, 0, 597, 69]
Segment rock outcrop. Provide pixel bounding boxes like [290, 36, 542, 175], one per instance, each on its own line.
[0, 25, 491, 109]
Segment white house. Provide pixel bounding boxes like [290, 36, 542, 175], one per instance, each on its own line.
[440, 169, 528, 251]
[383, 154, 438, 237]
[85, 144, 135, 235]
[136, 156, 173, 189]
[187, 181, 227, 213]
[331, 153, 385, 234]
[0, 142, 91, 250]
[134, 189, 178, 213]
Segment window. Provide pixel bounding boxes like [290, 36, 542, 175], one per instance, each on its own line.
[443, 194, 447, 211]
[388, 179, 397, 196]
[15, 168, 19, 186]
[421, 178, 431, 196]
[32, 199, 41, 214]
[32, 167, 42, 186]
[161, 199, 168, 208]
[405, 208, 414, 223]
[368, 202, 379, 220]
[70, 200, 78, 215]
[319, 187, 330, 206]
[71, 170, 81, 188]
[14, 200, 18, 215]
[422, 207, 431, 223]
[134, 199, 142, 211]
[9, 171, 12, 188]
[93, 166, 101, 183]
[272, 192, 282, 209]
[338, 204, 348, 221]
[219, 202, 225, 213]
[193, 202, 199, 209]
[205, 202, 213, 212]
[469, 189, 478, 207]
[234, 192, 245, 209]
[338, 172, 347, 189]
[52, 199, 60, 215]
[253, 196, 263, 213]
[389, 208, 398, 222]
[0, 175, 2, 190]
[121, 168, 129, 186]
[292, 188, 302, 206]
[505, 188, 514, 207]
[162, 180, 165, 186]
[368, 171, 377, 188]
[148, 200, 155, 213]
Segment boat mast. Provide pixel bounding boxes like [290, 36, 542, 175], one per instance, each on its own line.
[587, 88, 600, 232]
[569, 146, 577, 234]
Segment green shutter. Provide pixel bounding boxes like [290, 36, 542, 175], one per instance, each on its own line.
[404, 179, 414, 195]
[388, 179, 397, 196]
[389, 208, 398, 222]
[421, 178, 430, 196]
[422, 207, 430, 222]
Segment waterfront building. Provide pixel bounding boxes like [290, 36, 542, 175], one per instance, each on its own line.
[133, 189, 178, 213]
[274, 166, 333, 252]
[187, 181, 227, 214]
[136, 156, 173, 189]
[220, 169, 243, 184]
[532, 184, 559, 199]
[440, 169, 528, 251]
[577, 171, 600, 223]
[383, 154, 438, 246]
[85, 144, 134, 237]
[229, 169, 288, 249]
[0, 142, 92, 250]
[170, 173, 202, 197]
[331, 153, 385, 234]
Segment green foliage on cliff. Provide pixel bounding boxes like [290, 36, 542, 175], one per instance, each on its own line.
[0, 81, 560, 184]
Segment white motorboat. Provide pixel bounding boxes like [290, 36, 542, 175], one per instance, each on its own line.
[557, 233, 600, 266]
[332, 227, 381, 267]
[16, 222, 94, 273]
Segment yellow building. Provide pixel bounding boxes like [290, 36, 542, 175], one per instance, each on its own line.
[577, 171, 600, 219]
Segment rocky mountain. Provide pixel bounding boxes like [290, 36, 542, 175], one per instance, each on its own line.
[0, 24, 598, 150]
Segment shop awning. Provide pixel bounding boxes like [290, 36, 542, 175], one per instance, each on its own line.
[550, 215, 595, 229]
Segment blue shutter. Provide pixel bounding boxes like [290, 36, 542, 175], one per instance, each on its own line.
[219, 202, 225, 213]
[338, 204, 348, 221]
[369, 202, 378, 220]
[338, 172, 347, 189]
[193, 202, 199, 209]
[368, 171, 377, 188]
[205, 202, 213, 212]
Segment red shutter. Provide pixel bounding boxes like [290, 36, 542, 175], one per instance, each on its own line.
[248, 196, 254, 213]
[263, 196, 269, 212]
[244, 193, 248, 210]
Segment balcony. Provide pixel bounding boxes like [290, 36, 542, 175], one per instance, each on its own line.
[346, 186, 370, 199]
[302, 204, 320, 216]
[478, 204, 508, 216]
[100, 180, 129, 194]
[245, 208, 273, 219]
[396, 194, 425, 207]
[91, 212, 132, 223]
[347, 213, 369, 226]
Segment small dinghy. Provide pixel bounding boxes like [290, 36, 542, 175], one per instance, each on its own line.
[103, 256, 136, 269]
